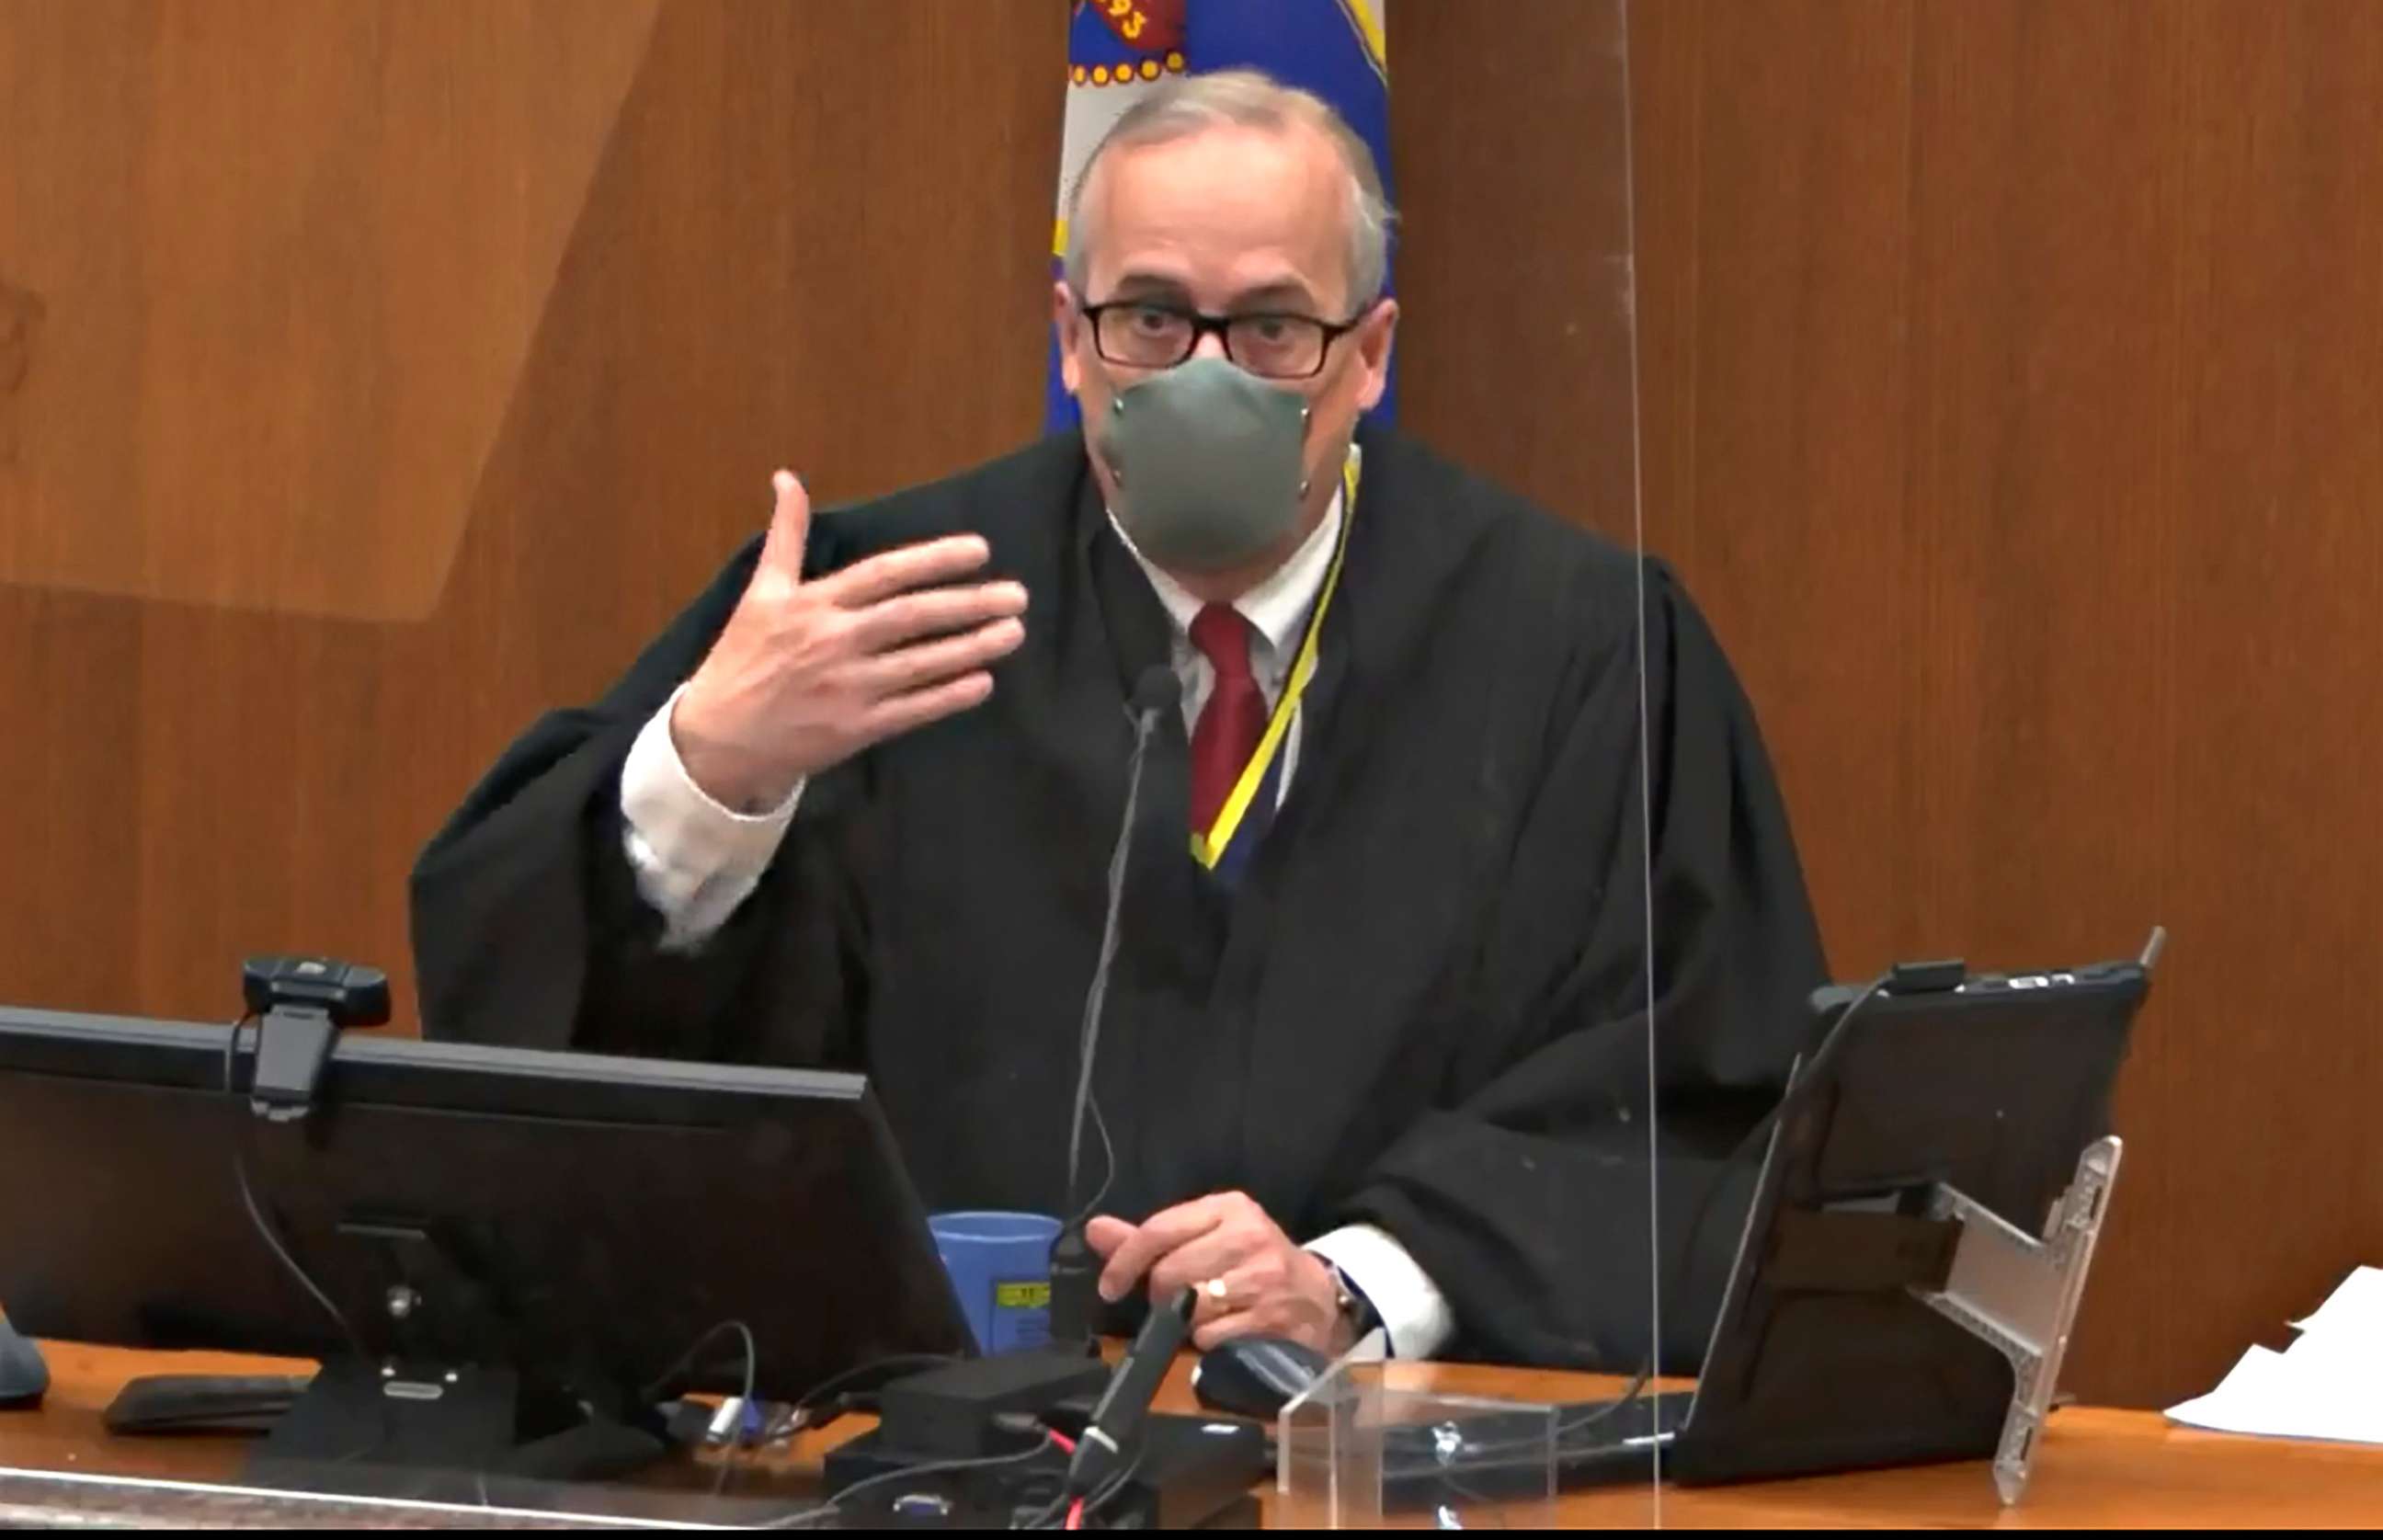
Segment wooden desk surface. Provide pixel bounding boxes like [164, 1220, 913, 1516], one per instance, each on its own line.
[4, 1341, 2379, 1528]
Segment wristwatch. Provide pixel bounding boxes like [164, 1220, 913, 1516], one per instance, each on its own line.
[1322, 1257, 1385, 1348]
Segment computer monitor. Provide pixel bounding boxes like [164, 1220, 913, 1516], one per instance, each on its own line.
[1367, 951, 2152, 1510]
[0, 1006, 975, 1489]
[1668, 957, 2151, 1485]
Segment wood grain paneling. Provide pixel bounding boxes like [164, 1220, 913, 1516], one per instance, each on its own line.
[1392, 0, 1640, 542]
[6, 0, 2377, 1413]
[0, 0, 663, 620]
[1631, 0, 2383, 1407]
[0, 0, 1066, 1024]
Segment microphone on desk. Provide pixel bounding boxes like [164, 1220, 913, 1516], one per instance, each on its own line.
[1064, 1286, 1197, 1500]
[1049, 665, 1182, 1352]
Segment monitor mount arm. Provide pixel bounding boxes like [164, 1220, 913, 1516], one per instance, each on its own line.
[1910, 1135, 2124, 1505]
[1764, 1136, 2125, 1506]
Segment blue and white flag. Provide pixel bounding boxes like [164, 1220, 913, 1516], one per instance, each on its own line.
[1046, 0, 1394, 431]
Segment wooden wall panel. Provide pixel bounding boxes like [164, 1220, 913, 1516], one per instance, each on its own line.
[1392, 0, 1640, 542]
[1632, 0, 2383, 1407]
[0, 0, 664, 621]
[6, 0, 2379, 1412]
[0, 0, 1066, 1026]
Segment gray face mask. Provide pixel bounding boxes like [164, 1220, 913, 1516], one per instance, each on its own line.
[1098, 357, 1311, 574]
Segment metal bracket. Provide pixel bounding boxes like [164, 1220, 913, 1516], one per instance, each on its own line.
[1910, 1135, 2124, 1505]
[246, 1004, 338, 1123]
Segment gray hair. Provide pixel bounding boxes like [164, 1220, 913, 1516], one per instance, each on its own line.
[1064, 69, 1395, 311]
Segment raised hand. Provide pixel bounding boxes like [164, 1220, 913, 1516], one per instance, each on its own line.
[671, 471, 1029, 810]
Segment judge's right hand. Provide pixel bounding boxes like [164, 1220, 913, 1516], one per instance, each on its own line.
[669, 470, 1028, 811]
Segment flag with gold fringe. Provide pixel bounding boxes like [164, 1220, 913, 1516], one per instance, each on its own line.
[1046, 0, 1393, 430]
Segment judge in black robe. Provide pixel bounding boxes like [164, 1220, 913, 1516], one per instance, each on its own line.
[410, 419, 1824, 1369]
[410, 76, 1827, 1371]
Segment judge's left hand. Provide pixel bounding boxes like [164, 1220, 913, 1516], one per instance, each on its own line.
[1088, 1192, 1352, 1355]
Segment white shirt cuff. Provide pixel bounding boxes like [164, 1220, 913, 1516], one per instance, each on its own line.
[619, 686, 802, 952]
[1306, 1224, 1455, 1362]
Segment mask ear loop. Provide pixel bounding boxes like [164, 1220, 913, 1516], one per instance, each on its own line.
[1296, 403, 1313, 499]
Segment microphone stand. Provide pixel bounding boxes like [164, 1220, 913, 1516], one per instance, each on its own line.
[1048, 667, 1180, 1352]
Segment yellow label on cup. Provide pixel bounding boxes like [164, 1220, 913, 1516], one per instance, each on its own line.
[995, 1280, 1052, 1310]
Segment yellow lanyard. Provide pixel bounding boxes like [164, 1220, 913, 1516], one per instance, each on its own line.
[1189, 454, 1360, 869]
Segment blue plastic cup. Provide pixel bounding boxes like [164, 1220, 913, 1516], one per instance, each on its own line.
[929, 1211, 1062, 1355]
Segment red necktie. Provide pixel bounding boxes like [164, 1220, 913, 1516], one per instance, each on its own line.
[1188, 603, 1267, 835]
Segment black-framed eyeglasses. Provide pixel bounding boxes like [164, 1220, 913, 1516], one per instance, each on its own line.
[1078, 297, 1366, 381]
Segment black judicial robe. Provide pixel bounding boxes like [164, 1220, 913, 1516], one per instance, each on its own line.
[409, 426, 1827, 1370]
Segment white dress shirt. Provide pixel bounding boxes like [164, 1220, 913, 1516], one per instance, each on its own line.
[1113, 485, 1340, 779]
[617, 471, 1454, 1358]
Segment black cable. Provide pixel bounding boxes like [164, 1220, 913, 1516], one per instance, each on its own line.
[1018, 1490, 1068, 1530]
[220, 1018, 371, 1362]
[224, 1025, 764, 1496]
[783, 1352, 960, 1423]
[220, 1016, 392, 1471]
[1014, 1463, 1078, 1531]
[756, 1434, 1059, 1529]
[632, 1317, 759, 1498]
[1071, 1448, 1146, 1530]
[716, 1323, 758, 1499]
[1013, 1443, 1077, 1532]
[1062, 679, 1171, 1231]
[1557, 972, 1893, 1444]
[1071, 1096, 1116, 1228]
[1017, 1485, 1068, 1529]
[637, 1318, 757, 1402]
[1412, 972, 1897, 1475]
[1014, 1441, 1138, 1532]
[1660, 974, 1894, 1340]
[1547, 1366, 1654, 1438]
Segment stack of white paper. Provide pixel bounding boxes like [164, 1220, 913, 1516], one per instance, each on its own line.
[2164, 1266, 2383, 1444]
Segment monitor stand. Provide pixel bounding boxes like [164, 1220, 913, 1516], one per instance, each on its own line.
[1910, 1135, 2124, 1504]
[106, 1356, 670, 1500]
[235, 1210, 673, 1493]
[241, 1357, 667, 1494]
[1706, 1133, 2124, 1505]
